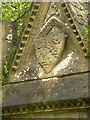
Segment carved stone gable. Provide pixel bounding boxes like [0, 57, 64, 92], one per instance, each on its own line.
[8, 2, 89, 83]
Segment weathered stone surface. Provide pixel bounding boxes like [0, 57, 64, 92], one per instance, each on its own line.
[0, 20, 18, 64]
[8, 2, 89, 83]
[3, 72, 88, 106]
[3, 111, 89, 119]
[2, 2, 90, 119]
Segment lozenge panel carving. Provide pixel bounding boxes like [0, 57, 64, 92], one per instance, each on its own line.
[35, 24, 65, 73]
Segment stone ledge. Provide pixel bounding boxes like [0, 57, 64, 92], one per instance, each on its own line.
[3, 72, 89, 107]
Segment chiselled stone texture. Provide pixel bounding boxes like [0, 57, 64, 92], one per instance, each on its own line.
[7, 2, 89, 83]
[2, 98, 90, 118]
[2, 72, 90, 117]
[3, 72, 89, 106]
[34, 18, 66, 73]
[2, 2, 90, 118]
[61, 2, 88, 57]
[10, 3, 40, 72]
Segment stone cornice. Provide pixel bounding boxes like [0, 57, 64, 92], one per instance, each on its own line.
[2, 97, 90, 116]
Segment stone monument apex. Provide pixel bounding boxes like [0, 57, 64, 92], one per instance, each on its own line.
[2, 2, 90, 119]
[8, 2, 89, 82]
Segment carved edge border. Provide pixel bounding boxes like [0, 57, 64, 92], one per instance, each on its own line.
[61, 3, 89, 58]
[39, 16, 68, 36]
[2, 97, 90, 116]
[10, 2, 41, 73]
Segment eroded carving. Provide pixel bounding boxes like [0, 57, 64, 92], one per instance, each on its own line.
[35, 17, 66, 73]
[69, 2, 88, 27]
[45, 3, 61, 23]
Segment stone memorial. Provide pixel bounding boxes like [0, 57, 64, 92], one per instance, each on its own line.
[2, 2, 90, 119]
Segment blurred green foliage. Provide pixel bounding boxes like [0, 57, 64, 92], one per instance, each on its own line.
[2, 46, 16, 84]
[0, 2, 31, 36]
[84, 27, 90, 57]
[84, 27, 90, 38]
[0, 2, 31, 83]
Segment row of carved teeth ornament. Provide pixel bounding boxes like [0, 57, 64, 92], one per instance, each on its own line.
[11, 3, 40, 72]
[44, 2, 88, 58]
[3, 98, 89, 115]
[61, 3, 89, 58]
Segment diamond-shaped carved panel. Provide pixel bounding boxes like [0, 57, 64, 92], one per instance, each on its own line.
[35, 25, 65, 73]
